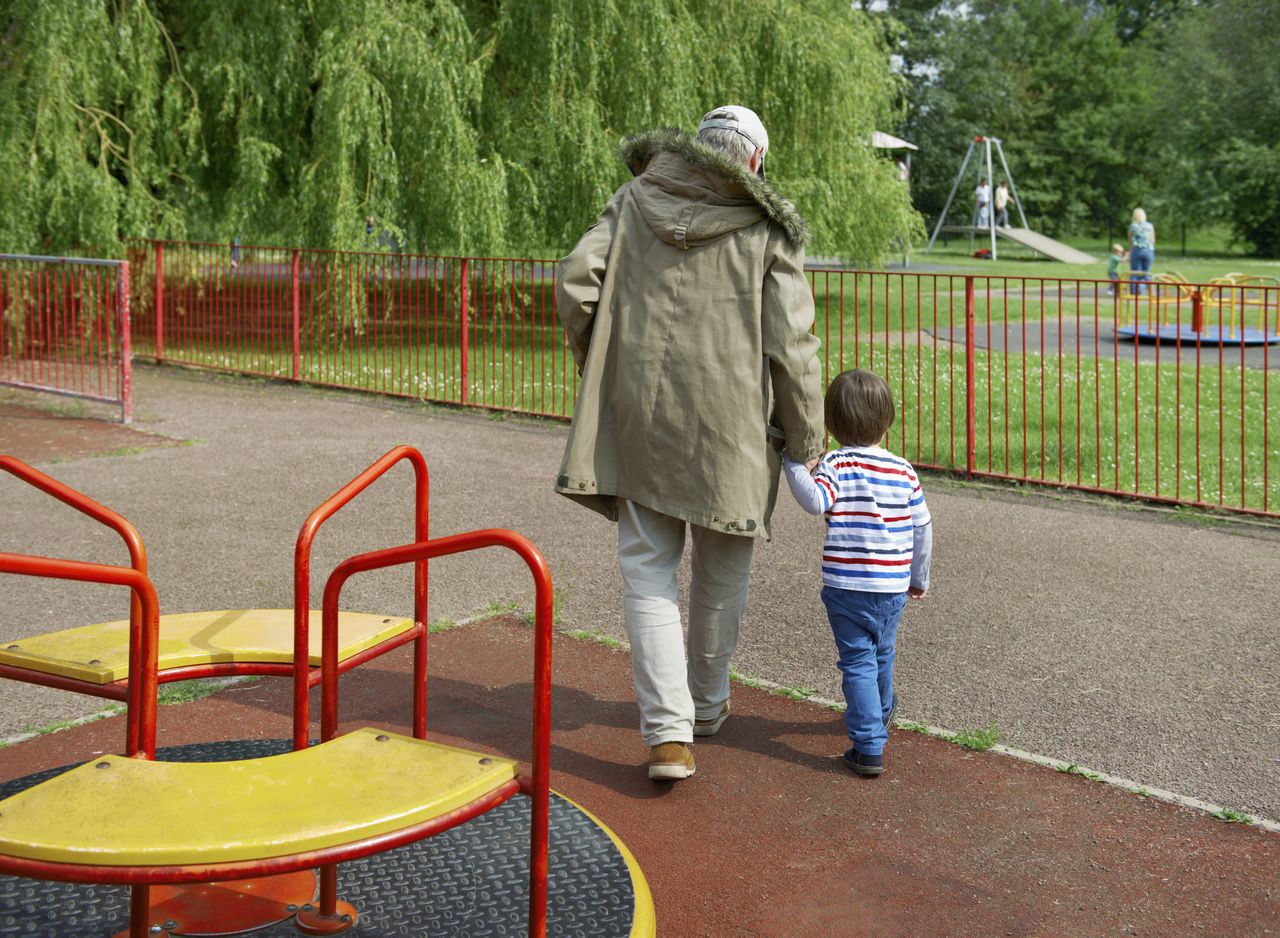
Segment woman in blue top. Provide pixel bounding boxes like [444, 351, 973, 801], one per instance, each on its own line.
[1128, 207, 1156, 295]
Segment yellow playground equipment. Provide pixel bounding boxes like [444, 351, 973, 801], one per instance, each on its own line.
[0, 448, 655, 938]
[1118, 271, 1280, 344]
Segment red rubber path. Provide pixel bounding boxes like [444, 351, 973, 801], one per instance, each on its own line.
[2, 617, 1275, 936]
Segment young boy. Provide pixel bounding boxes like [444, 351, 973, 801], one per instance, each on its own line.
[783, 369, 932, 777]
[1107, 243, 1129, 295]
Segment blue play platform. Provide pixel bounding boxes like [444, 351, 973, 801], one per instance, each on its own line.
[1115, 323, 1280, 346]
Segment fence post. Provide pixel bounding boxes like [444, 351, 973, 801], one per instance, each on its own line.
[460, 258, 470, 405]
[153, 241, 164, 365]
[964, 275, 976, 478]
[291, 250, 301, 381]
[118, 261, 133, 424]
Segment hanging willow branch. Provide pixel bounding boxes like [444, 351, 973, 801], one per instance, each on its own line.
[0, 0, 919, 262]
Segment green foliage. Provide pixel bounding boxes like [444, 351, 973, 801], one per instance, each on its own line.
[881, 0, 1150, 237]
[480, 0, 920, 261]
[878, 0, 1278, 254]
[1, 0, 915, 262]
[1097, 0, 1195, 45]
[1150, 0, 1280, 255]
[1213, 805, 1253, 824]
[1215, 141, 1280, 257]
[0, 0, 198, 253]
[157, 677, 255, 706]
[952, 723, 1000, 751]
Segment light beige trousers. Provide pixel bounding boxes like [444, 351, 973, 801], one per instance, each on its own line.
[617, 500, 755, 746]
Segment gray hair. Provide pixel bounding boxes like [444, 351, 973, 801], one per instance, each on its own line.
[697, 127, 755, 165]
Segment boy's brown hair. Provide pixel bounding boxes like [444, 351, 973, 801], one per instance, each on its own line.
[825, 369, 895, 447]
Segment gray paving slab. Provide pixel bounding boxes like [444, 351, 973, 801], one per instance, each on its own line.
[2, 364, 1278, 823]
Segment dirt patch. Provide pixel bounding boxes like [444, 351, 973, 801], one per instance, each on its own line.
[0, 403, 182, 464]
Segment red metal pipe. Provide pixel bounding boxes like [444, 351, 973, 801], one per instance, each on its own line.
[0, 664, 131, 700]
[119, 261, 132, 423]
[131, 884, 151, 938]
[292, 446, 429, 749]
[963, 276, 976, 478]
[1, 457, 149, 751]
[460, 259, 470, 405]
[154, 242, 164, 364]
[319, 528, 553, 936]
[0, 552, 159, 758]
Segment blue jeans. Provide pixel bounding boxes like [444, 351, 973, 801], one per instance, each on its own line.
[1129, 246, 1154, 293]
[821, 586, 907, 756]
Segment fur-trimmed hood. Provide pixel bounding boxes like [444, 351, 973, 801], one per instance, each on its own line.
[619, 128, 810, 249]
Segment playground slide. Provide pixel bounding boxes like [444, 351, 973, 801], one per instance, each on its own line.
[998, 227, 1096, 264]
[940, 226, 1096, 264]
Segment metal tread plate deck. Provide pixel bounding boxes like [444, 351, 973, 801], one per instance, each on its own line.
[0, 740, 643, 937]
[0, 610, 415, 683]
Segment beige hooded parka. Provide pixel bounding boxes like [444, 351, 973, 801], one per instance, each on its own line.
[554, 128, 825, 538]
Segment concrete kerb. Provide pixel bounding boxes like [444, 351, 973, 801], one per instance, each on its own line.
[539, 623, 1280, 833]
[729, 672, 1280, 835]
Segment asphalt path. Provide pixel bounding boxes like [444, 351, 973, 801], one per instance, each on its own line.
[931, 316, 1280, 369]
[2, 365, 1278, 824]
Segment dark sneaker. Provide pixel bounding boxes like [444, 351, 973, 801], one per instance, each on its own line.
[842, 747, 884, 777]
[648, 742, 696, 781]
[693, 702, 730, 737]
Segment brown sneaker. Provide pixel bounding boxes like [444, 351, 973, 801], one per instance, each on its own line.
[647, 742, 696, 780]
[693, 701, 730, 737]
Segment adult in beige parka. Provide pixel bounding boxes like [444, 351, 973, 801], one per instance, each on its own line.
[555, 106, 824, 781]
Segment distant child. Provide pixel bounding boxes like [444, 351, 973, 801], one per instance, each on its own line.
[783, 369, 932, 777]
[1107, 243, 1129, 295]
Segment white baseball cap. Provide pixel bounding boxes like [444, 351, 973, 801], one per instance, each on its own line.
[698, 105, 769, 157]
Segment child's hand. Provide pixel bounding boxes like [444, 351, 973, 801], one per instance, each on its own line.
[805, 454, 823, 472]
[907, 586, 927, 599]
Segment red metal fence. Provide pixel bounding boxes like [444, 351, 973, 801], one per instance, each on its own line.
[810, 270, 1278, 518]
[1, 254, 132, 422]
[126, 240, 572, 418]
[126, 239, 1279, 518]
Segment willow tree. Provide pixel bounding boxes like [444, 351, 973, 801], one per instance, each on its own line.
[478, 0, 920, 261]
[173, 0, 507, 255]
[0, 0, 199, 254]
[3, 0, 917, 263]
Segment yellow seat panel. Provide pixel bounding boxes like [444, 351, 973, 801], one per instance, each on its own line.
[0, 609, 414, 684]
[0, 728, 517, 866]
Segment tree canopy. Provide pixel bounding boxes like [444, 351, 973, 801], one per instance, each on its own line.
[0, 0, 919, 262]
[873, 0, 1280, 255]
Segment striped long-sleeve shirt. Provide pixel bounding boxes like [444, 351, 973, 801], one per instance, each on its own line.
[784, 446, 932, 593]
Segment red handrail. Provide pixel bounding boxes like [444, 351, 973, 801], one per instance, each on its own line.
[291, 445, 429, 748]
[1, 457, 151, 754]
[319, 528, 553, 938]
[0, 552, 160, 759]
